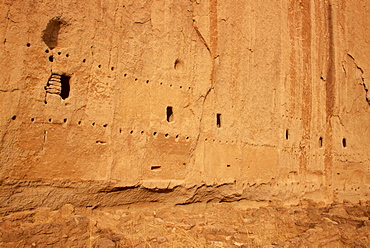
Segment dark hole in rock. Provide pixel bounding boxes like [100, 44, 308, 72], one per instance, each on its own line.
[151, 165, 161, 171]
[216, 113, 221, 128]
[166, 106, 173, 122]
[342, 138, 347, 148]
[60, 75, 70, 99]
[49, 55, 54, 62]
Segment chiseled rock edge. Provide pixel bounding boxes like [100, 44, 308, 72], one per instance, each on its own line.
[0, 178, 285, 215]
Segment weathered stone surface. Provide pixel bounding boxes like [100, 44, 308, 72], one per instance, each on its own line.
[0, 201, 368, 247]
[0, 0, 370, 211]
[0, 0, 369, 244]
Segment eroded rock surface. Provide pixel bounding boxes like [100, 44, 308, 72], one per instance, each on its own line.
[0, 0, 370, 246]
[1, 201, 370, 247]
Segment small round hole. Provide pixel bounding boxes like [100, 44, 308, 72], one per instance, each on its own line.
[44, 101, 47, 104]
[130, 130, 133, 134]
[141, 131, 144, 134]
[48, 118, 52, 122]
[160, 82, 163, 85]
[135, 78, 138, 81]
[30, 118, 34, 122]
[146, 80, 149, 84]
[11, 115, 16, 120]
[175, 135, 179, 139]
[45, 49, 49, 53]
[26, 43, 31, 47]
[82, 59, 86, 63]
[65, 54, 69, 57]
[153, 132, 157, 136]
[119, 128, 122, 133]
[111, 67, 114, 71]
[103, 124, 107, 127]
[169, 84, 172, 87]
[165, 133, 169, 137]
[124, 74, 127, 77]
[78, 121, 81, 125]
[227, 164, 231, 168]
[186, 136, 189, 140]
[92, 122, 95, 126]
[179, 86, 182, 89]
[98, 65, 101, 68]
[63, 118, 67, 123]
[58, 52, 61, 55]
[48, 55, 54, 62]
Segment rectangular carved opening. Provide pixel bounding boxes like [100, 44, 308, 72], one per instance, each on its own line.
[166, 106, 173, 122]
[60, 75, 70, 99]
[151, 165, 161, 171]
[216, 113, 221, 128]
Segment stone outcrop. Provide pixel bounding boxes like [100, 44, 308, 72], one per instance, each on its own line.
[0, 0, 369, 214]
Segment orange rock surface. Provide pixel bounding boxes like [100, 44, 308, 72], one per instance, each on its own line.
[0, 0, 369, 246]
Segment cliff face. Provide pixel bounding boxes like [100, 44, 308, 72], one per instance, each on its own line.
[0, 0, 369, 213]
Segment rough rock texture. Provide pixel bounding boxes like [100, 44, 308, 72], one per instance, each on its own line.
[0, 0, 370, 227]
[1, 0, 370, 246]
[1, 201, 370, 247]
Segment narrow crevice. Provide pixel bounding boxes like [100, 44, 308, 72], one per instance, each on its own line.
[347, 53, 370, 105]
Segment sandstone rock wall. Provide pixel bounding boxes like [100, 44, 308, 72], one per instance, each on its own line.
[0, 0, 369, 213]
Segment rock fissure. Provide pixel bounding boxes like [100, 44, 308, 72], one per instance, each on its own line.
[347, 53, 370, 105]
